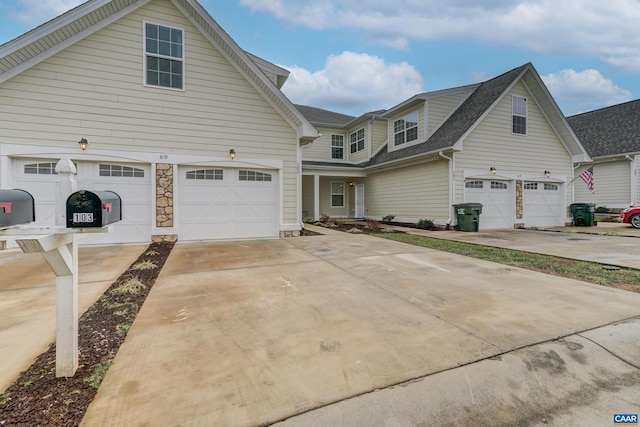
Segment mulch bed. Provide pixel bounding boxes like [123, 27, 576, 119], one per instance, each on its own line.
[0, 241, 174, 427]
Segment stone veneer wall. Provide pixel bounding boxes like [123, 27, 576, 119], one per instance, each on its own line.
[514, 180, 525, 229]
[154, 163, 177, 243]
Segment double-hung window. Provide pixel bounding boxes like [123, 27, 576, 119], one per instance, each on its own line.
[145, 23, 184, 89]
[331, 181, 345, 207]
[350, 128, 365, 154]
[331, 135, 344, 159]
[512, 96, 527, 135]
[394, 111, 418, 146]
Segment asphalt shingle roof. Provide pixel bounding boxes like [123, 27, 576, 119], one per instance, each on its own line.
[294, 105, 356, 127]
[366, 63, 529, 167]
[567, 100, 640, 158]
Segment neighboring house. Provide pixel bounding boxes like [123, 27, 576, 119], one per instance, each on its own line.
[567, 100, 640, 209]
[301, 63, 592, 230]
[0, 0, 318, 248]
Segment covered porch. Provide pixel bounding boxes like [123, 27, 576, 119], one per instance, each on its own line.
[301, 164, 367, 221]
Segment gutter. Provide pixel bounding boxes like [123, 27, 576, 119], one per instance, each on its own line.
[439, 151, 454, 226]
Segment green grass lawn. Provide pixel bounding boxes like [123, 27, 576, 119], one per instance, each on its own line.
[375, 233, 640, 293]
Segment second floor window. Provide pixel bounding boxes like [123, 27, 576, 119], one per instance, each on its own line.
[331, 135, 344, 159]
[350, 128, 364, 154]
[394, 111, 418, 146]
[512, 96, 527, 135]
[145, 23, 184, 89]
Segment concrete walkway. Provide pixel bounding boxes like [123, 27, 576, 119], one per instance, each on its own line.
[81, 232, 640, 426]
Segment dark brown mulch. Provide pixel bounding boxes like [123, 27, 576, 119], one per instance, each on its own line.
[0, 241, 174, 427]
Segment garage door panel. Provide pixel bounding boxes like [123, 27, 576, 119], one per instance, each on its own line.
[178, 167, 279, 241]
[12, 159, 152, 245]
[465, 180, 513, 230]
[523, 182, 563, 227]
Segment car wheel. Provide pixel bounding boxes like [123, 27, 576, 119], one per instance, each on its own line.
[630, 214, 640, 229]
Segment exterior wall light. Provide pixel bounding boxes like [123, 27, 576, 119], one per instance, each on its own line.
[489, 166, 497, 174]
[544, 170, 551, 177]
[78, 138, 88, 151]
[229, 148, 236, 160]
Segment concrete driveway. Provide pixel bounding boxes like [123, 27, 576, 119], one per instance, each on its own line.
[0, 244, 147, 392]
[81, 233, 640, 426]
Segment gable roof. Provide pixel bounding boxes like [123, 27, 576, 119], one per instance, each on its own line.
[295, 105, 357, 127]
[0, 0, 318, 143]
[567, 99, 640, 158]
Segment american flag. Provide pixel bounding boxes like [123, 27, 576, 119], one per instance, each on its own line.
[580, 166, 595, 193]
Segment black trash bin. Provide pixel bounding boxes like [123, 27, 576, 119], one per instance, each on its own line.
[453, 203, 483, 232]
[570, 203, 597, 226]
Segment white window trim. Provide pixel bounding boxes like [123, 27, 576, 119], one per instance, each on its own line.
[331, 181, 345, 207]
[143, 21, 186, 91]
[388, 108, 425, 153]
[331, 134, 345, 160]
[349, 128, 365, 154]
[512, 95, 527, 135]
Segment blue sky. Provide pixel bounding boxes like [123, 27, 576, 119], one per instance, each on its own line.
[1, 0, 638, 118]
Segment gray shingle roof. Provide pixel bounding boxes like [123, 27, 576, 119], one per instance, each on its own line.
[366, 63, 529, 167]
[567, 100, 640, 158]
[294, 105, 357, 127]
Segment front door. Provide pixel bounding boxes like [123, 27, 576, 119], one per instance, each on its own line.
[355, 184, 365, 218]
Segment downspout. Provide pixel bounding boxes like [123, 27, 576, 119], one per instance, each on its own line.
[439, 151, 454, 226]
[625, 155, 635, 206]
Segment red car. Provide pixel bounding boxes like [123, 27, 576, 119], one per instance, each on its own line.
[621, 206, 640, 228]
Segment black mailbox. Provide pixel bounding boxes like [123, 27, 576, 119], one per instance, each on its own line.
[66, 190, 121, 228]
[0, 189, 35, 227]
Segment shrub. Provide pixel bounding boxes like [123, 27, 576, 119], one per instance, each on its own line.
[595, 206, 609, 213]
[366, 218, 381, 232]
[335, 218, 345, 227]
[416, 218, 434, 229]
[381, 214, 396, 224]
[320, 213, 331, 223]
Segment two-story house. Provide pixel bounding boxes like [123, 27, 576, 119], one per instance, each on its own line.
[301, 63, 592, 230]
[0, 0, 318, 248]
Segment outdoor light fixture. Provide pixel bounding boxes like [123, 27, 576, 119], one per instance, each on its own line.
[78, 138, 88, 151]
[229, 148, 236, 160]
[544, 170, 551, 177]
[490, 166, 497, 174]
[348, 181, 354, 187]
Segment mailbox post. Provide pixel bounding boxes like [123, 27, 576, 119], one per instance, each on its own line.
[0, 159, 121, 378]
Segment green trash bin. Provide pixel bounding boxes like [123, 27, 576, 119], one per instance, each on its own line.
[570, 203, 597, 226]
[453, 203, 483, 232]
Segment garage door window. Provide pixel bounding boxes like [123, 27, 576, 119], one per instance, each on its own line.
[544, 183, 558, 191]
[465, 181, 483, 189]
[99, 164, 145, 177]
[186, 169, 223, 180]
[239, 170, 272, 182]
[524, 183, 537, 190]
[25, 162, 59, 175]
[491, 181, 508, 189]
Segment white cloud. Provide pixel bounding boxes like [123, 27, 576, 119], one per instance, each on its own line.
[542, 69, 632, 112]
[240, 0, 640, 71]
[12, 0, 84, 26]
[279, 51, 424, 114]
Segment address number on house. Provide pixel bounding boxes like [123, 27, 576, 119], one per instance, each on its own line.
[73, 212, 94, 223]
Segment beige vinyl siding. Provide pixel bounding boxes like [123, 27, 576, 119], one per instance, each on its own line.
[0, 0, 300, 223]
[387, 104, 425, 150]
[370, 120, 388, 153]
[301, 127, 347, 161]
[427, 91, 472, 135]
[364, 161, 449, 221]
[575, 162, 632, 208]
[318, 177, 350, 217]
[455, 81, 573, 210]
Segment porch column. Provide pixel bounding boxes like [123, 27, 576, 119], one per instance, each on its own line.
[314, 174, 320, 221]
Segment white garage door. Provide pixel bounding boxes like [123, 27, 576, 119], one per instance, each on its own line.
[523, 182, 564, 227]
[464, 180, 513, 229]
[178, 167, 279, 240]
[12, 159, 152, 244]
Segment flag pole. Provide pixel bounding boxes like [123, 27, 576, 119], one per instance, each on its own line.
[567, 165, 594, 186]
